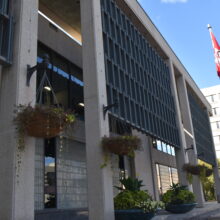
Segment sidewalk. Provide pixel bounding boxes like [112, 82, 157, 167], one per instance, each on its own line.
[152, 202, 220, 220]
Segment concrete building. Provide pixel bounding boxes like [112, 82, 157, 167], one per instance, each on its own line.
[0, 0, 220, 220]
[201, 85, 220, 159]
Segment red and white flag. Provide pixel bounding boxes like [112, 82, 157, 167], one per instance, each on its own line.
[208, 24, 220, 77]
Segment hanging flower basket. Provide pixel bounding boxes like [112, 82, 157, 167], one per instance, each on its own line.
[14, 104, 75, 139]
[102, 135, 141, 156]
[182, 164, 213, 177]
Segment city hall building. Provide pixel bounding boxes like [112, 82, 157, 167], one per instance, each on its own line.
[0, 0, 220, 220]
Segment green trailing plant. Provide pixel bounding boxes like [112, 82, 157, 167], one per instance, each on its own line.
[14, 104, 75, 145]
[135, 200, 165, 213]
[162, 183, 195, 205]
[114, 177, 164, 213]
[13, 104, 75, 182]
[182, 163, 213, 183]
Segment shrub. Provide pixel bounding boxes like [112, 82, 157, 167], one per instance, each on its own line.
[162, 183, 195, 205]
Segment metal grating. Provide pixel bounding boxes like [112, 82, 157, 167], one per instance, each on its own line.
[188, 91, 216, 165]
[0, 0, 9, 15]
[100, 0, 180, 147]
[0, 0, 13, 65]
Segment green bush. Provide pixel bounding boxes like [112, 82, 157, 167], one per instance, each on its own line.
[114, 190, 135, 210]
[114, 190, 163, 212]
[114, 177, 164, 213]
[162, 183, 195, 205]
[115, 177, 144, 191]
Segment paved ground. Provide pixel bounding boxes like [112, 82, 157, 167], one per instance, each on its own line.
[152, 202, 220, 220]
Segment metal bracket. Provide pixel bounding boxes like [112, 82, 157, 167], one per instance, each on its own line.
[185, 144, 194, 152]
[26, 54, 50, 86]
[103, 99, 118, 119]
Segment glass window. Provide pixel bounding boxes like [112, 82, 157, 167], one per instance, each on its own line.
[213, 108, 220, 115]
[214, 94, 218, 102]
[156, 140, 162, 151]
[167, 145, 172, 155]
[206, 95, 212, 103]
[171, 147, 175, 156]
[37, 43, 84, 120]
[156, 164, 179, 195]
[44, 139, 56, 208]
[162, 142, 167, 153]
[214, 136, 220, 144]
[211, 122, 217, 130]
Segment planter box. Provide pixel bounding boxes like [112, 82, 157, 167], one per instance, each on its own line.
[165, 203, 196, 213]
[115, 209, 155, 220]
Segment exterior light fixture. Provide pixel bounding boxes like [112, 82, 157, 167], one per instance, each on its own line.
[44, 86, 51, 91]
[78, 103, 84, 107]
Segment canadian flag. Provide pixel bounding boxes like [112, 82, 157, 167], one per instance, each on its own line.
[208, 24, 220, 77]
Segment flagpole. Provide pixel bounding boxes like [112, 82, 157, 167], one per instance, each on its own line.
[207, 24, 220, 78]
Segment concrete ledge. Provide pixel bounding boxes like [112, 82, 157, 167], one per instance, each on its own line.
[152, 202, 220, 220]
[35, 209, 88, 220]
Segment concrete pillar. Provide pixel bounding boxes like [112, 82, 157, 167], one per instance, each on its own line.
[213, 164, 220, 202]
[205, 109, 220, 203]
[132, 131, 156, 199]
[0, 0, 38, 220]
[175, 75, 205, 207]
[80, 1, 114, 220]
[167, 59, 189, 187]
[0, 66, 2, 87]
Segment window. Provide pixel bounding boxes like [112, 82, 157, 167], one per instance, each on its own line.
[207, 95, 215, 103]
[152, 139, 176, 156]
[171, 146, 175, 156]
[0, 0, 13, 65]
[211, 122, 217, 130]
[44, 139, 56, 208]
[167, 145, 172, 155]
[37, 43, 84, 120]
[214, 94, 218, 102]
[211, 121, 220, 130]
[156, 140, 162, 151]
[206, 95, 212, 103]
[212, 108, 220, 115]
[162, 142, 167, 153]
[156, 164, 179, 194]
[214, 136, 220, 144]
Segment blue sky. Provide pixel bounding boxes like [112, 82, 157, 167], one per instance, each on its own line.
[137, 0, 220, 89]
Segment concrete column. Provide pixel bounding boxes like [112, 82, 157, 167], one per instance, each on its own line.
[80, 1, 114, 220]
[205, 109, 220, 203]
[175, 75, 205, 207]
[132, 131, 156, 199]
[0, 0, 38, 220]
[167, 59, 189, 187]
[0, 66, 2, 88]
[213, 164, 220, 202]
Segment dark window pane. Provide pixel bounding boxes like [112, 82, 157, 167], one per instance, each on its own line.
[44, 139, 56, 208]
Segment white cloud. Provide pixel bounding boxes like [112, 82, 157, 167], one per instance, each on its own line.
[161, 0, 188, 3]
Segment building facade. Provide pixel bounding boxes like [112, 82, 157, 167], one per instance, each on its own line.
[202, 85, 220, 159]
[0, 0, 220, 220]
